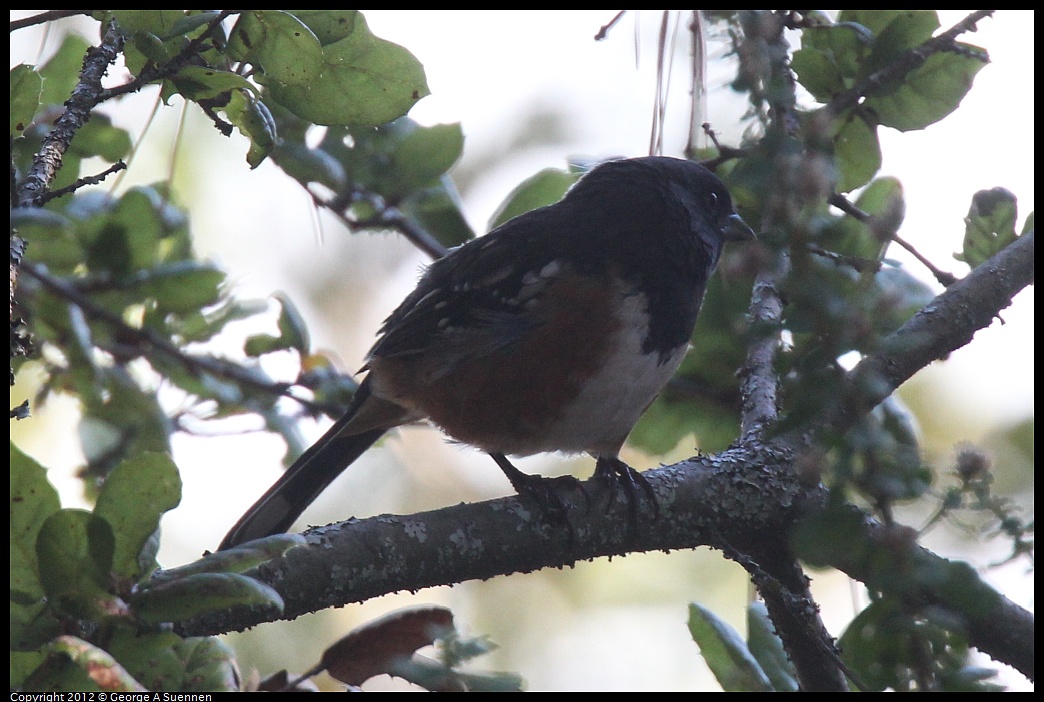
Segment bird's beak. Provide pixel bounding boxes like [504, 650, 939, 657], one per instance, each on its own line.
[722, 213, 757, 242]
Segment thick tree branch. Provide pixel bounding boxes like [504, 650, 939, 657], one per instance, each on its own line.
[738, 246, 849, 690]
[181, 442, 820, 637]
[178, 232, 1033, 682]
[817, 229, 1033, 438]
[827, 505, 1035, 682]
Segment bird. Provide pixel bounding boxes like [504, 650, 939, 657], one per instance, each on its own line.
[218, 156, 755, 550]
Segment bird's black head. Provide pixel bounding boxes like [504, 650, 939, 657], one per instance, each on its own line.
[560, 156, 755, 357]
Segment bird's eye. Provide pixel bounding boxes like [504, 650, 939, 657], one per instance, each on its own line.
[706, 191, 719, 211]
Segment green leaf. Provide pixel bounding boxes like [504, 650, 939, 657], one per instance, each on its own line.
[110, 10, 188, 38]
[276, 292, 311, 355]
[39, 35, 92, 105]
[271, 139, 346, 189]
[861, 10, 940, 76]
[792, 21, 871, 101]
[837, 10, 907, 38]
[843, 397, 931, 503]
[80, 190, 162, 277]
[243, 333, 283, 356]
[163, 11, 224, 41]
[791, 47, 845, 103]
[244, 293, 310, 356]
[108, 11, 216, 77]
[148, 533, 306, 585]
[388, 123, 465, 192]
[791, 499, 868, 568]
[77, 373, 174, 482]
[140, 262, 227, 314]
[36, 510, 124, 620]
[10, 443, 62, 596]
[833, 112, 881, 192]
[865, 44, 987, 131]
[290, 9, 361, 45]
[837, 596, 994, 691]
[265, 12, 428, 127]
[125, 30, 175, 70]
[221, 89, 278, 168]
[866, 266, 935, 339]
[228, 10, 324, 86]
[108, 630, 239, 692]
[68, 113, 132, 161]
[95, 452, 182, 581]
[488, 168, 578, 230]
[35, 635, 147, 692]
[403, 178, 476, 247]
[11, 64, 43, 135]
[746, 602, 799, 692]
[10, 652, 48, 690]
[171, 65, 260, 101]
[10, 443, 64, 651]
[829, 176, 905, 261]
[955, 187, 1019, 268]
[688, 602, 773, 692]
[839, 599, 904, 691]
[168, 297, 269, 344]
[130, 573, 284, 624]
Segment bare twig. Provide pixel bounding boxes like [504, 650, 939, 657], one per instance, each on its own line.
[308, 186, 450, 260]
[35, 160, 127, 205]
[829, 192, 958, 286]
[593, 10, 627, 41]
[684, 11, 707, 159]
[10, 10, 92, 32]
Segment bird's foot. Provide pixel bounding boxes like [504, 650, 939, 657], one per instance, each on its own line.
[490, 452, 586, 544]
[594, 456, 660, 529]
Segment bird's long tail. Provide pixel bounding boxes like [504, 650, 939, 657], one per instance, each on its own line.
[218, 382, 389, 550]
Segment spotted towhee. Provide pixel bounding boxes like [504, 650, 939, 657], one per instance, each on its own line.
[218, 156, 755, 550]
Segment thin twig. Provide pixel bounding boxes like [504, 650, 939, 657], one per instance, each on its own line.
[806, 243, 882, 274]
[10, 10, 92, 32]
[35, 160, 127, 205]
[685, 11, 706, 159]
[308, 186, 450, 260]
[829, 192, 957, 286]
[593, 10, 627, 41]
[96, 10, 238, 102]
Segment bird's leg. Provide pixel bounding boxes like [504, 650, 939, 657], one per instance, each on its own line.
[593, 456, 660, 527]
[489, 452, 587, 540]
